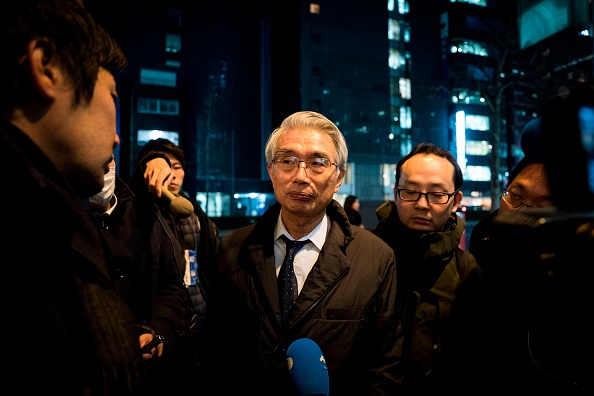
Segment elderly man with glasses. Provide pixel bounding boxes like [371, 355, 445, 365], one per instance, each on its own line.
[373, 142, 484, 395]
[203, 111, 403, 395]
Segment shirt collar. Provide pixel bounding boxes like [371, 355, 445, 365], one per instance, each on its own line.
[274, 210, 328, 251]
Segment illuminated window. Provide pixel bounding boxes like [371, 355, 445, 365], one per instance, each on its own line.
[398, 0, 410, 14]
[388, 19, 400, 41]
[450, 0, 486, 6]
[399, 78, 411, 99]
[400, 106, 412, 129]
[165, 34, 181, 53]
[450, 39, 488, 57]
[389, 48, 405, 70]
[466, 140, 490, 156]
[138, 97, 179, 115]
[465, 114, 490, 131]
[140, 68, 176, 87]
[451, 88, 486, 105]
[310, 3, 320, 14]
[137, 130, 179, 145]
[403, 24, 411, 43]
[466, 165, 491, 181]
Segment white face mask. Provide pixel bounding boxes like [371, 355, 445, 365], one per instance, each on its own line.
[89, 164, 116, 210]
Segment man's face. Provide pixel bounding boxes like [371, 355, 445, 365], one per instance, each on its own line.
[267, 129, 345, 221]
[395, 153, 461, 232]
[165, 154, 185, 196]
[499, 163, 553, 214]
[56, 67, 120, 197]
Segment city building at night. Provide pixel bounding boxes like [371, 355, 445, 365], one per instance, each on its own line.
[85, 0, 594, 229]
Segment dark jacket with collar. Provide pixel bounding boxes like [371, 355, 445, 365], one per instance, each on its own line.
[1, 119, 143, 395]
[129, 152, 219, 295]
[204, 200, 403, 395]
[374, 200, 484, 396]
[128, 152, 220, 393]
[90, 176, 187, 353]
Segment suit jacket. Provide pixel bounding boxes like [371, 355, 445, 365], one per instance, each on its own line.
[204, 200, 403, 395]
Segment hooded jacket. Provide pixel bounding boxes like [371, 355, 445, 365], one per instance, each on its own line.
[204, 200, 404, 395]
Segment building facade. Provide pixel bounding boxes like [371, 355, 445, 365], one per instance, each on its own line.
[85, 0, 594, 226]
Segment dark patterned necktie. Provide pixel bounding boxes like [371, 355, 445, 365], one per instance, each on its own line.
[278, 235, 309, 324]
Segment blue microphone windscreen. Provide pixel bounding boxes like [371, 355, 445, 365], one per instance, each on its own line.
[287, 338, 329, 396]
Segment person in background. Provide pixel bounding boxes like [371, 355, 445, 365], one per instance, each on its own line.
[131, 138, 220, 392]
[466, 116, 586, 394]
[468, 157, 553, 266]
[204, 111, 403, 395]
[373, 142, 484, 395]
[469, 118, 554, 268]
[0, 1, 145, 394]
[84, 158, 188, 391]
[344, 195, 364, 228]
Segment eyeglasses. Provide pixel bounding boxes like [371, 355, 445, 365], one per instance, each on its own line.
[396, 188, 458, 204]
[501, 189, 540, 209]
[272, 156, 339, 175]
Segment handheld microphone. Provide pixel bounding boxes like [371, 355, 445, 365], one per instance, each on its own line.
[286, 338, 329, 396]
[161, 188, 194, 218]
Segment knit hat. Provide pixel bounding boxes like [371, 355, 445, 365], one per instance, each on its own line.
[137, 138, 186, 169]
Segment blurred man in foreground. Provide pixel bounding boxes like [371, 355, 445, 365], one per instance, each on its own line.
[1, 1, 144, 394]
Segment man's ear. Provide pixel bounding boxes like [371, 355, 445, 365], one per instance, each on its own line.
[333, 169, 346, 192]
[451, 190, 463, 213]
[27, 39, 58, 100]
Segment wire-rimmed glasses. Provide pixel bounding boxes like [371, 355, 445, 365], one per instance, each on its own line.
[272, 156, 339, 175]
[501, 189, 540, 209]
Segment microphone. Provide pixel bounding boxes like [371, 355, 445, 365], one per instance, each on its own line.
[161, 188, 194, 218]
[286, 338, 329, 396]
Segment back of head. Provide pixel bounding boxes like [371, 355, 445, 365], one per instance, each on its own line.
[504, 117, 546, 188]
[138, 138, 186, 168]
[0, 0, 127, 112]
[264, 111, 348, 170]
[519, 118, 544, 163]
[396, 142, 463, 190]
[344, 195, 357, 211]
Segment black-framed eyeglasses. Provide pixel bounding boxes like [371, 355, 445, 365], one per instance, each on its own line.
[272, 156, 339, 175]
[501, 189, 540, 209]
[396, 188, 458, 204]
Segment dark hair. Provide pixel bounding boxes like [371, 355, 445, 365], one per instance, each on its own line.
[505, 156, 537, 189]
[137, 138, 186, 168]
[395, 142, 463, 191]
[344, 195, 358, 211]
[0, 0, 127, 111]
[505, 118, 545, 188]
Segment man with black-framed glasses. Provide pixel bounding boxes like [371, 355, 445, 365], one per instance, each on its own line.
[373, 142, 484, 395]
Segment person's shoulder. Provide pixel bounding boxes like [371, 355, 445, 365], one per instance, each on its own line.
[468, 209, 498, 253]
[375, 200, 396, 221]
[455, 247, 483, 280]
[220, 223, 257, 245]
[350, 226, 394, 254]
